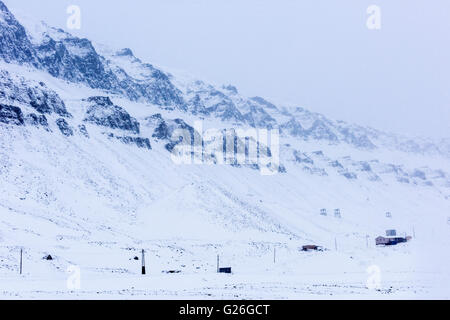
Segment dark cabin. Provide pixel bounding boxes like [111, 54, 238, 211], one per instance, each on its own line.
[218, 267, 232, 274]
[376, 236, 409, 246]
[302, 245, 323, 252]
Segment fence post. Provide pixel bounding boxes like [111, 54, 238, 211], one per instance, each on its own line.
[19, 248, 23, 275]
[141, 249, 146, 275]
[274, 247, 276, 264]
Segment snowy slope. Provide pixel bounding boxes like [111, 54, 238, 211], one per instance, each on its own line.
[0, 1, 449, 299]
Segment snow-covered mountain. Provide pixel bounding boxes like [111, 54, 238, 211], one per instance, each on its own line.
[0, 1, 449, 299]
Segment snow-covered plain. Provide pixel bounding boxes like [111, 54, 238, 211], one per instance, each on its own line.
[0, 2, 450, 299]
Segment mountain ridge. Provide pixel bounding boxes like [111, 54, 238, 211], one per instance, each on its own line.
[1, 0, 448, 158]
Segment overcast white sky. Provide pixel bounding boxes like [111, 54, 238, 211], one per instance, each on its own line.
[4, 0, 450, 138]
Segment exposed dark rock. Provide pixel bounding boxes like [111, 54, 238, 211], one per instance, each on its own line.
[0, 1, 40, 66]
[342, 172, 357, 180]
[0, 104, 24, 125]
[86, 96, 113, 106]
[105, 133, 151, 150]
[0, 70, 71, 117]
[116, 136, 152, 149]
[35, 29, 185, 108]
[84, 96, 140, 134]
[149, 114, 170, 140]
[78, 124, 89, 138]
[56, 118, 73, 136]
[0, 0, 185, 109]
[25, 113, 48, 127]
[278, 165, 287, 173]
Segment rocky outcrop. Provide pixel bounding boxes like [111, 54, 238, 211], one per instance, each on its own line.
[104, 133, 151, 150]
[83, 96, 140, 134]
[185, 81, 245, 122]
[0, 1, 185, 109]
[0, 70, 70, 118]
[25, 113, 48, 127]
[78, 124, 89, 138]
[0, 1, 39, 66]
[0, 104, 24, 125]
[56, 118, 73, 136]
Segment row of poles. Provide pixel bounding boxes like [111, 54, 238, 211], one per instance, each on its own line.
[142, 228, 419, 275]
[17, 230, 417, 275]
[11, 243, 371, 275]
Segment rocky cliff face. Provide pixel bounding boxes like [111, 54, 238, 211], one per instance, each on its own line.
[0, 69, 71, 133]
[0, 70, 70, 117]
[83, 96, 140, 134]
[0, 1, 185, 109]
[0, 104, 24, 125]
[0, 1, 39, 66]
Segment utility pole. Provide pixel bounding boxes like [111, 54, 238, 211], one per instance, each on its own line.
[335, 238, 338, 251]
[366, 235, 369, 248]
[413, 226, 416, 239]
[217, 255, 220, 273]
[273, 247, 276, 264]
[19, 248, 23, 275]
[141, 249, 146, 275]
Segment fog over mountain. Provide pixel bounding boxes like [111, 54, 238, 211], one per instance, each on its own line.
[3, 0, 450, 138]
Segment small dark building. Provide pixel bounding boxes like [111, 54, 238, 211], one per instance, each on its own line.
[376, 236, 409, 246]
[218, 267, 232, 274]
[302, 245, 323, 252]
